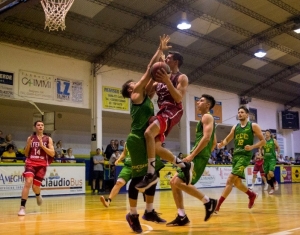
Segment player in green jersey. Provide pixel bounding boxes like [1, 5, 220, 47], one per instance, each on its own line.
[100, 143, 132, 207]
[166, 94, 218, 226]
[120, 35, 171, 233]
[260, 129, 280, 194]
[215, 105, 265, 213]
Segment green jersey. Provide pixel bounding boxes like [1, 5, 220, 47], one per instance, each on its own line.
[130, 96, 154, 135]
[123, 144, 131, 167]
[190, 113, 215, 157]
[263, 138, 276, 159]
[233, 121, 254, 157]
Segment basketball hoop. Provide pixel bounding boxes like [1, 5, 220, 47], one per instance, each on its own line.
[41, 0, 74, 31]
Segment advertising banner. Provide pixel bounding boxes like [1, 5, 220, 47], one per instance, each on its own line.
[0, 71, 14, 98]
[292, 166, 300, 182]
[102, 86, 129, 111]
[0, 165, 85, 198]
[159, 165, 178, 189]
[281, 165, 292, 183]
[195, 97, 222, 123]
[55, 78, 83, 103]
[19, 70, 54, 100]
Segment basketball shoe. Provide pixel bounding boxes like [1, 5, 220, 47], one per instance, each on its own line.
[126, 213, 142, 233]
[269, 188, 274, 194]
[166, 214, 190, 226]
[18, 206, 26, 216]
[181, 162, 194, 185]
[248, 192, 258, 209]
[36, 195, 43, 206]
[142, 209, 166, 223]
[135, 173, 158, 192]
[204, 199, 218, 221]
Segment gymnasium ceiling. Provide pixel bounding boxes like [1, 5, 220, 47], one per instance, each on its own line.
[1, 0, 300, 109]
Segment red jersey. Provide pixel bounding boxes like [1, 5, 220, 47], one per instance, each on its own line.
[156, 71, 183, 109]
[255, 158, 264, 166]
[25, 135, 53, 167]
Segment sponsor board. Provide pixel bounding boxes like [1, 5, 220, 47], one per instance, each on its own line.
[0, 165, 85, 198]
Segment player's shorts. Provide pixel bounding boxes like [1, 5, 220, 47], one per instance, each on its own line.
[231, 155, 251, 179]
[23, 164, 47, 186]
[177, 154, 209, 185]
[126, 132, 165, 178]
[263, 158, 277, 174]
[150, 105, 183, 143]
[93, 170, 104, 180]
[117, 165, 132, 183]
[253, 164, 265, 176]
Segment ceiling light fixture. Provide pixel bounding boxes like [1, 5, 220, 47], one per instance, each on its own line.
[254, 43, 266, 58]
[177, 12, 191, 30]
[293, 24, 300, 33]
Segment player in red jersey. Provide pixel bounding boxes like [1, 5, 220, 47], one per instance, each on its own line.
[18, 120, 55, 216]
[136, 51, 193, 191]
[250, 152, 268, 190]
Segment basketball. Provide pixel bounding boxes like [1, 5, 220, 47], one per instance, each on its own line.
[150, 62, 170, 81]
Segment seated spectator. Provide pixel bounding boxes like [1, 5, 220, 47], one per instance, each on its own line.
[0, 134, 18, 153]
[118, 140, 125, 152]
[216, 149, 224, 164]
[55, 141, 64, 162]
[177, 152, 183, 160]
[1, 144, 16, 162]
[277, 154, 286, 164]
[295, 156, 300, 164]
[65, 148, 76, 163]
[289, 157, 295, 164]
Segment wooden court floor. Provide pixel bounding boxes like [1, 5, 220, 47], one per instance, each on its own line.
[1, 183, 300, 235]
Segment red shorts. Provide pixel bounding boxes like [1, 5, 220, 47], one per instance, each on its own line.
[253, 164, 265, 176]
[23, 164, 47, 186]
[151, 105, 183, 143]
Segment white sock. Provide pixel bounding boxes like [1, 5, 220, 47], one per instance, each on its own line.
[130, 207, 138, 215]
[177, 208, 185, 217]
[201, 195, 210, 204]
[147, 158, 155, 174]
[146, 203, 153, 213]
[172, 156, 185, 168]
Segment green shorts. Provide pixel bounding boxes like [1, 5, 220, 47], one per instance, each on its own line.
[126, 132, 164, 178]
[177, 154, 209, 185]
[117, 165, 132, 183]
[232, 155, 251, 179]
[263, 158, 276, 174]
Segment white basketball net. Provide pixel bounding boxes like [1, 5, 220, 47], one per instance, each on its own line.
[41, 0, 74, 31]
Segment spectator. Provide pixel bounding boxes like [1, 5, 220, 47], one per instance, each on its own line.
[1, 134, 18, 153]
[289, 157, 295, 164]
[55, 141, 64, 162]
[109, 150, 120, 178]
[118, 140, 125, 152]
[216, 149, 224, 164]
[208, 155, 215, 164]
[277, 154, 286, 164]
[177, 152, 183, 160]
[114, 139, 119, 150]
[104, 140, 115, 160]
[65, 148, 76, 163]
[1, 144, 16, 162]
[92, 148, 105, 194]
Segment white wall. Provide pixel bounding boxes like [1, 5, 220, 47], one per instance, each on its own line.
[0, 42, 91, 108]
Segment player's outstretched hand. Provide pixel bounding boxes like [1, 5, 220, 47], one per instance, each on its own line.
[159, 34, 172, 51]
